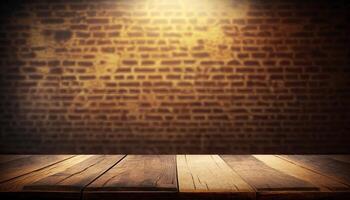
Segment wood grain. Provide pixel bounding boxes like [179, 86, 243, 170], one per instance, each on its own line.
[0, 155, 92, 192]
[85, 155, 177, 192]
[23, 155, 125, 192]
[221, 155, 317, 192]
[0, 155, 73, 183]
[279, 155, 350, 186]
[258, 191, 350, 200]
[177, 155, 254, 193]
[325, 155, 350, 164]
[0, 154, 349, 200]
[255, 155, 350, 191]
[0, 155, 32, 164]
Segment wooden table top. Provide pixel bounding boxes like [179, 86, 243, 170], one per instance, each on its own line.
[0, 155, 349, 199]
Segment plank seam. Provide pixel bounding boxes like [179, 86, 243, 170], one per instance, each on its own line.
[253, 155, 326, 192]
[0, 155, 76, 184]
[328, 155, 350, 164]
[79, 155, 127, 200]
[219, 155, 258, 195]
[276, 155, 350, 188]
[175, 155, 180, 192]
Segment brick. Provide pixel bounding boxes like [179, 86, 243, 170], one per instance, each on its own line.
[161, 60, 181, 65]
[62, 60, 75, 66]
[227, 60, 240, 65]
[192, 52, 210, 58]
[134, 68, 155, 73]
[108, 32, 120, 37]
[76, 32, 90, 38]
[93, 32, 106, 38]
[141, 60, 155, 65]
[79, 75, 96, 80]
[128, 32, 143, 37]
[49, 68, 63, 74]
[200, 61, 224, 66]
[122, 60, 138, 66]
[54, 30, 72, 42]
[78, 61, 93, 67]
[86, 18, 109, 24]
[244, 61, 260, 66]
[101, 47, 115, 53]
[48, 60, 60, 67]
[41, 18, 64, 24]
[109, 11, 127, 17]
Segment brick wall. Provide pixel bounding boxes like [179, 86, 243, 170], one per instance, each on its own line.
[0, 0, 349, 153]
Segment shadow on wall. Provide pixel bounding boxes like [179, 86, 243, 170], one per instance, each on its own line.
[0, 0, 349, 154]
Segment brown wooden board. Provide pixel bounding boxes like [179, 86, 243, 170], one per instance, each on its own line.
[0, 155, 32, 164]
[0, 155, 91, 192]
[279, 155, 350, 186]
[0, 154, 349, 200]
[22, 155, 125, 199]
[85, 155, 177, 191]
[0, 155, 73, 183]
[84, 155, 177, 200]
[221, 155, 317, 192]
[176, 155, 254, 197]
[258, 191, 350, 200]
[255, 155, 350, 192]
[0, 191, 81, 200]
[325, 155, 350, 164]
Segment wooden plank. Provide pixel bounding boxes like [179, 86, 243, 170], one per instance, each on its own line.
[0, 155, 92, 192]
[85, 155, 177, 191]
[0, 155, 73, 183]
[279, 155, 350, 186]
[258, 191, 350, 200]
[0, 155, 32, 164]
[325, 155, 350, 164]
[0, 191, 80, 200]
[84, 155, 177, 200]
[255, 155, 350, 192]
[176, 155, 254, 193]
[23, 155, 125, 192]
[220, 155, 317, 192]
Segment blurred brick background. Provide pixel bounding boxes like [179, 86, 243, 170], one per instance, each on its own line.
[0, 0, 349, 153]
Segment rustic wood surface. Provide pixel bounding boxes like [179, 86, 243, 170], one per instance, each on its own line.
[0, 154, 348, 200]
[255, 155, 350, 192]
[221, 155, 317, 191]
[0, 155, 32, 164]
[0, 155, 92, 192]
[23, 155, 125, 192]
[85, 155, 177, 191]
[326, 155, 350, 164]
[0, 155, 73, 183]
[177, 155, 253, 193]
[279, 155, 350, 185]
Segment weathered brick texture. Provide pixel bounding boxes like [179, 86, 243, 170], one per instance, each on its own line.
[0, 0, 349, 153]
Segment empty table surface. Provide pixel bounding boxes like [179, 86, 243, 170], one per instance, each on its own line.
[0, 155, 349, 200]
